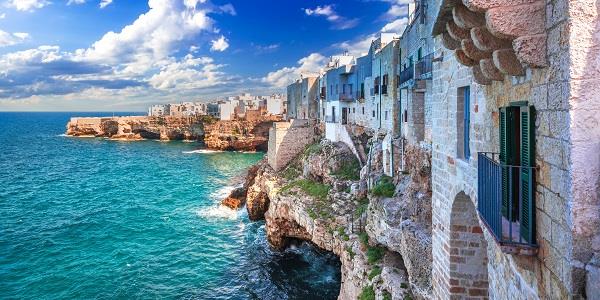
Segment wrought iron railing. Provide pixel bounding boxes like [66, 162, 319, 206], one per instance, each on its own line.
[415, 53, 433, 79]
[340, 93, 354, 101]
[325, 115, 336, 123]
[399, 64, 414, 86]
[477, 152, 537, 252]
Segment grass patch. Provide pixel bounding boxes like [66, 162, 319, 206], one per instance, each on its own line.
[366, 246, 385, 264]
[281, 179, 330, 201]
[371, 176, 395, 197]
[355, 197, 369, 217]
[358, 232, 369, 247]
[282, 165, 301, 180]
[332, 159, 361, 180]
[303, 142, 322, 157]
[368, 266, 382, 280]
[359, 286, 375, 300]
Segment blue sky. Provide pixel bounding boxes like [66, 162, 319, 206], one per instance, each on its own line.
[0, 0, 410, 111]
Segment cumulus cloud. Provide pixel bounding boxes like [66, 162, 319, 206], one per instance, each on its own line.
[76, 0, 217, 75]
[6, 0, 49, 11]
[0, 0, 239, 103]
[381, 0, 412, 20]
[304, 4, 358, 30]
[210, 35, 228, 52]
[0, 30, 29, 47]
[381, 17, 408, 33]
[262, 53, 326, 88]
[149, 54, 226, 90]
[67, 0, 86, 5]
[0, 13, 6, 19]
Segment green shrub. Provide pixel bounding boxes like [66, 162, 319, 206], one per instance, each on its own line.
[366, 246, 385, 264]
[368, 266, 382, 280]
[337, 226, 349, 241]
[359, 286, 375, 300]
[332, 159, 361, 180]
[400, 282, 408, 289]
[346, 246, 355, 259]
[282, 165, 301, 180]
[383, 291, 392, 300]
[358, 232, 369, 247]
[371, 176, 395, 197]
[355, 197, 369, 217]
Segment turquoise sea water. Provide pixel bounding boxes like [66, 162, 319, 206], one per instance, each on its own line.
[0, 112, 341, 299]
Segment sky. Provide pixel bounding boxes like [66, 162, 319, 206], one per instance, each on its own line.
[0, 0, 411, 111]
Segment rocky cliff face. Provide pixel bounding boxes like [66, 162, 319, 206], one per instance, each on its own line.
[240, 140, 420, 300]
[66, 116, 204, 141]
[202, 116, 281, 151]
[66, 115, 281, 151]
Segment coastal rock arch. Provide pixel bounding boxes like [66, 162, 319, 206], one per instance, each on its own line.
[446, 191, 489, 298]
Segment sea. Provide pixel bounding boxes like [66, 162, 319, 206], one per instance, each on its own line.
[0, 112, 341, 299]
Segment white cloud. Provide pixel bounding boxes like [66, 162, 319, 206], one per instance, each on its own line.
[6, 0, 49, 11]
[381, 17, 408, 33]
[77, 0, 216, 74]
[149, 54, 225, 90]
[262, 53, 326, 88]
[381, 0, 412, 20]
[0, 30, 29, 47]
[0, 13, 6, 19]
[210, 35, 228, 52]
[304, 4, 358, 30]
[219, 3, 235, 15]
[99, 0, 112, 8]
[67, 0, 86, 5]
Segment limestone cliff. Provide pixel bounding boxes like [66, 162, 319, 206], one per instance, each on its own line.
[241, 140, 419, 300]
[66, 115, 281, 151]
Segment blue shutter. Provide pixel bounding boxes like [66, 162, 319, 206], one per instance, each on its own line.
[463, 87, 470, 159]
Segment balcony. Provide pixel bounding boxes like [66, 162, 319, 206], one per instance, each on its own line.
[477, 152, 538, 255]
[415, 53, 433, 80]
[325, 115, 336, 123]
[340, 93, 355, 102]
[399, 65, 414, 88]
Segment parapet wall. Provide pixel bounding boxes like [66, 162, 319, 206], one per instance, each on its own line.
[267, 120, 319, 171]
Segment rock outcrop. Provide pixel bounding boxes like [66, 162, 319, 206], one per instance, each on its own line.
[66, 115, 282, 151]
[202, 116, 281, 151]
[243, 139, 416, 300]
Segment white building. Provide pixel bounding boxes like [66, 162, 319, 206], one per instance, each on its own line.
[266, 94, 285, 116]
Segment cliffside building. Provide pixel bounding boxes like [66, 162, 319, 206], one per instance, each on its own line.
[286, 75, 319, 120]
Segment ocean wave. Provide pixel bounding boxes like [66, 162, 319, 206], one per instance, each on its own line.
[210, 185, 237, 200]
[196, 205, 240, 220]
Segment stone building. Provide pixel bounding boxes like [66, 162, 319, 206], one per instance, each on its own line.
[286, 75, 319, 120]
[427, 0, 600, 299]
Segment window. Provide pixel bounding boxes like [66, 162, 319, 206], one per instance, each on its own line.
[349, 84, 353, 95]
[372, 110, 375, 117]
[457, 86, 470, 159]
[342, 84, 346, 94]
[385, 110, 388, 120]
[417, 47, 422, 60]
[362, 107, 365, 115]
[336, 84, 339, 94]
[360, 83, 365, 98]
[353, 108, 355, 113]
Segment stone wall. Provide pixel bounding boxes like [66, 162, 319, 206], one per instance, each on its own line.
[267, 120, 319, 171]
[430, 0, 600, 298]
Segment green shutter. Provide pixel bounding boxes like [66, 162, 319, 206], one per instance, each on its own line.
[520, 106, 535, 243]
[500, 107, 518, 221]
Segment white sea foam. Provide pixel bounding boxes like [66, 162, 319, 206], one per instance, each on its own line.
[182, 149, 223, 154]
[210, 185, 237, 200]
[196, 205, 240, 220]
[57, 134, 69, 137]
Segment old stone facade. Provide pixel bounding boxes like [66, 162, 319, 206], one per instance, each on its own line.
[267, 119, 320, 171]
[429, 0, 600, 299]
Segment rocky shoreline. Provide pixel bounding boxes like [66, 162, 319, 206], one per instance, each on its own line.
[223, 137, 433, 300]
[65, 115, 281, 152]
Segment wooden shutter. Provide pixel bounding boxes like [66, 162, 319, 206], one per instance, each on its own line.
[499, 107, 517, 220]
[520, 106, 535, 243]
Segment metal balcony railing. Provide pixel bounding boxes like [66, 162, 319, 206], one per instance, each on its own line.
[325, 115, 336, 123]
[415, 53, 433, 80]
[399, 65, 414, 86]
[340, 93, 354, 101]
[477, 152, 537, 253]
